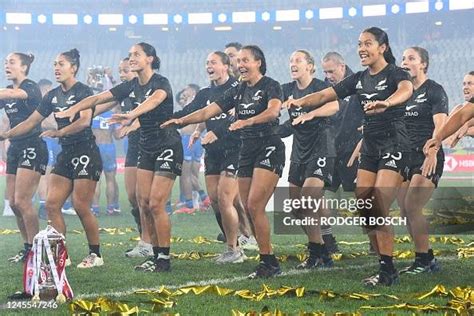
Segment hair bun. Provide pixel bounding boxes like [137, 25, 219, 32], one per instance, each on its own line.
[27, 53, 35, 63]
[70, 48, 80, 59]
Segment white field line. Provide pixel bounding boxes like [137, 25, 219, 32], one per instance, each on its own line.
[77, 256, 460, 299]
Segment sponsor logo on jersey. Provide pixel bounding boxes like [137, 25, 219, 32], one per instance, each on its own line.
[78, 169, 89, 176]
[55, 106, 69, 112]
[405, 104, 419, 116]
[260, 159, 271, 167]
[360, 93, 378, 100]
[51, 96, 58, 104]
[375, 78, 388, 91]
[5, 102, 16, 108]
[385, 159, 397, 169]
[239, 102, 256, 115]
[160, 162, 171, 170]
[313, 168, 323, 176]
[356, 81, 363, 89]
[21, 159, 32, 167]
[129, 91, 135, 98]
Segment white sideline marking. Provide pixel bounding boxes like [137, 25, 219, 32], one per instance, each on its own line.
[76, 257, 458, 299]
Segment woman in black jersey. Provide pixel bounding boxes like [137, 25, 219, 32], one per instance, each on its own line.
[57, 43, 181, 273]
[117, 58, 153, 258]
[397, 47, 448, 275]
[279, 50, 339, 269]
[286, 27, 413, 286]
[2, 49, 104, 268]
[174, 51, 247, 263]
[87, 58, 153, 258]
[0, 53, 47, 263]
[162, 45, 285, 279]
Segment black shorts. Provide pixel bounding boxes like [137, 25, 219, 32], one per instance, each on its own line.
[52, 142, 102, 181]
[125, 140, 139, 168]
[359, 151, 407, 174]
[329, 151, 358, 192]
[137, 141, 183, 176]
[6, 138, 47, 176]
[403, 151, 444, 187]
[288, 156, 335, 188]
[238, 136, 285, 178]
[204, 147, 240, 176]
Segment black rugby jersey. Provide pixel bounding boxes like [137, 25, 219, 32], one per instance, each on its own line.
[110, 73, 175, 151]
[404, 79, 448, 151]
[174, 77, 240, 152]
[215, 76, 283, 139]
[0, 79, 42, 142]
[333, 64, 411, 155]
[281, 78, 336, 163]
[119, 96, 139, 145]
[37, 81, 94, 146]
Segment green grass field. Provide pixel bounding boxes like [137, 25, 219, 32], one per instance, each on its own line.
[0, 174, 473, 315]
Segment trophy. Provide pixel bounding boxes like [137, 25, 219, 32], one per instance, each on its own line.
[24, 225, 73, 303]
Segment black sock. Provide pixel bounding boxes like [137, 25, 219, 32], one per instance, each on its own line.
[214, 212, 226, 237]
[157, 247, 170, 259]
[89, 245, 101, 257]
[308, 242, 324, 258]
[131, 207, 142, 234]
[380, 255, 395, 272]
[24, 243, 32, 251]
[415, 252, 431, 265]
[260, 254, 279, 267]
[428, 248, 434, 261]
[153, 246, 160, 259]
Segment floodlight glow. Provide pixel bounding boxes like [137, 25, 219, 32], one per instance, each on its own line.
[275, 10, 299, 22]
[6, 13, 32, 25]
[391, 4, 400, 14]
[261, 11, 271, 22]
[188, 12, 212, 24]
[143, 14, 168, 25]
[348, 7, 357, 17]
[435, 0, 444, 10]
[98, 14, 123, 25]
[218, 13, 227, 23]
[128, 15, 138, 24]
[304, 10, 314, 19]
[273, 26, 282, 30]
[37, 14, 47, 24]
[362, 4, 387, 17]
[173, 14, 183, 24]
[52, 13, 78, 25]
[406, 1, 429, 14]
[83, 15, 93, 24]
[232, 11, 256, 23]
[319, 7, 343, 19]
